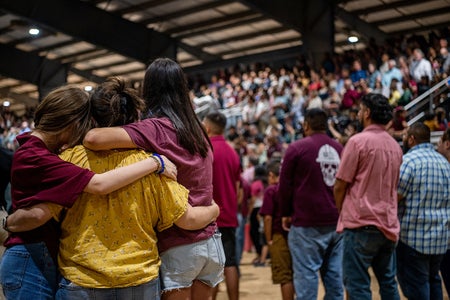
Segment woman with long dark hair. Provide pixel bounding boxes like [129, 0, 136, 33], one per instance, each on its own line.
[84, 58, 225, 300]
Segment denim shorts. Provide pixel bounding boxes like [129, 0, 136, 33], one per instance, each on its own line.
[0, 242, 58, 300]
[159, 232, 225, 291]
[56, 277, 161, 300]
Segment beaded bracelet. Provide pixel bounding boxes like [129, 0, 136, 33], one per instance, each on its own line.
[152, 153, 165, 174]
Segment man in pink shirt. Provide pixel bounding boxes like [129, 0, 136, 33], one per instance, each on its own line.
[334, 93, 403, 300]
[203, 111, 241, 300]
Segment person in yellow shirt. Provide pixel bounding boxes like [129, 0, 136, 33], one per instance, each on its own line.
[5, 78, 219, 299]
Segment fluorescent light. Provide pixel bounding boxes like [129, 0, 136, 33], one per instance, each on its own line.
[29, 28, 40, 35]
[348, 36, 359, 43]
[3, 101, 10, 107]
[84, 85, 93, 92]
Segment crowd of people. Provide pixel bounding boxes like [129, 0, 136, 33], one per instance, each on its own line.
[0, 29, 449, 300]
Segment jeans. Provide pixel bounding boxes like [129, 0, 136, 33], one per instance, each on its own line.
[235, 212, 245, 265]
[0, 243, 58, 300]
[441, 250, 450, 296]
[56, 277, 161, 300]
[343, 227, 399, 300]
[396, 241, 444, 300]
[288, 226, 343, 300]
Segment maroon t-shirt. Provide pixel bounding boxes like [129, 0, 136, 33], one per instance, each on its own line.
[259, 184, 286, 237]
[123, 118, 216, 252]
[5, 133, 95, 258]
[278, 133, 343, 227]
[210, 135, 241, 228]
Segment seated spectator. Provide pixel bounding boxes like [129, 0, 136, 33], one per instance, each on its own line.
[350, 59, 367, 84]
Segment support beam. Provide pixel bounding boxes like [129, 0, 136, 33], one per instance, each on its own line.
[240, 0, 331, 69]
[196, 27, 288, 49]
[335, 6, 387, 45]
[1, 0, 176, 63]
[372, 8, 448, 27]
[0, 43, 106, 97]
[218, 37, 300, 57]
[166, 11, 257, 35]
[389, 21, 450, 37]
[0, 43, 68, 100]
[0, 87, 38, 107]
[0, 43, 66, 87]
[349, 0, 424, 16]
[184, 45, 303, 75]
[178, 15, 266, 39]
[140, 0, 232, 25]
[113, 0, 177, 16]
[69, 67, 105, 84]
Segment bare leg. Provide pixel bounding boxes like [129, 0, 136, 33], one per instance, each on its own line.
[280, 282, 295, 300]
[224, 266, 240, 300]
[192, 280, 213, 300]
[162, 287, 192, 300]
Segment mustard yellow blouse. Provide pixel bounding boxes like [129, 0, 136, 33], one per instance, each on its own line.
[48, 146, 188, 287]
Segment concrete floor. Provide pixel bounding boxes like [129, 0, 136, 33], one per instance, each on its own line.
[0, 246, 448, 300]
[217, 251, 450, 300]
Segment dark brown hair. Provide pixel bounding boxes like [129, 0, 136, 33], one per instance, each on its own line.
[90, 77, 145, 127]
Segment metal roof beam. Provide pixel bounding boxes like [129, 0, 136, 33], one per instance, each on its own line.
[217, 37, 300, 56]
[389, 20, 450, 37]
[335, 7, 387, 44]
[184, 45, 303, 74]
[0, 43, 104, 90]
[196, 27, 288, 48]
[178, 15, 267, 39]
[113, 0, 178, 15]
[140, 0, 232, 24]
[349, 0, 424, 16]
[1, 0, 177, 63]
[31, 39, 77, 54]
[372, 8, 448, 27]
[166, 10, 257, 35]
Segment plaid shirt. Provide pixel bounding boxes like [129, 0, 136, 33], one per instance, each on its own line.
[398, 143, 450, 255]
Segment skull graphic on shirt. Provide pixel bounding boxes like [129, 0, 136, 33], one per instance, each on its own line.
[316, 144, 340, 186]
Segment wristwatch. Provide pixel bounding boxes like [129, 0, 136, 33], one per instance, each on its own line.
[2, 215, 10, 232]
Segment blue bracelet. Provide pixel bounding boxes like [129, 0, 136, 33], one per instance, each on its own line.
[152, 153, 165, 174]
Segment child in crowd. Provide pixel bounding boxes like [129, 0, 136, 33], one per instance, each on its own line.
[249, 164, 269, 266]
[259, 160, 294, 300]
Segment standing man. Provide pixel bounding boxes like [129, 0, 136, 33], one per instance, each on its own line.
[334, 93, 403, 300]
[438, 128, 450, 296]
[204, 111, 241, 300]
[396, 123, 450, 300]
[279, 108, 344, 299]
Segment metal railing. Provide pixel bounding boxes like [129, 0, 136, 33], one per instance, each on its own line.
[406, 75, 450, 126]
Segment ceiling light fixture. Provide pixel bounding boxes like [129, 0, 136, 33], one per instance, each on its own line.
[348, 36, 358, 43]
[29, 28, 40, 35]
[84, 85, 93, 92]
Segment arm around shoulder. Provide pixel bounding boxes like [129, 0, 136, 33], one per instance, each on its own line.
[83, 127, 136, 150]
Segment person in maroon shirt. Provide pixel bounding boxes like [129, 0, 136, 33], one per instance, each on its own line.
[203, 111, 241, 300]
[259, 160, 294, 300]
[83, 58, 225, 300]
[0, 85, 175, 300]
[278, 108, 344, 299]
